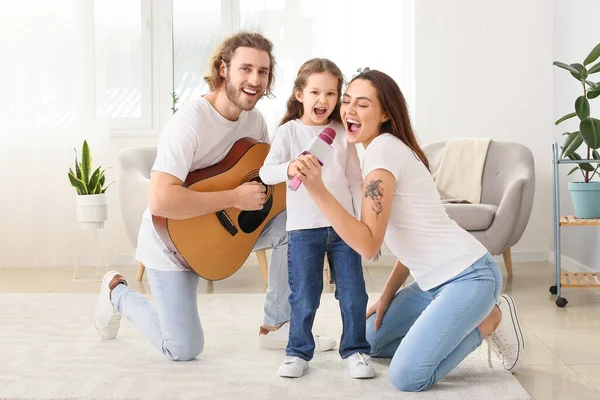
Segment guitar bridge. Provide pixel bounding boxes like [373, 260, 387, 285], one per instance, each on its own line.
[216, 210, 238, 236]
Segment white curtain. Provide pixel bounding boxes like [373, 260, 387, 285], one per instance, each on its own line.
[0, 1, 111, 267]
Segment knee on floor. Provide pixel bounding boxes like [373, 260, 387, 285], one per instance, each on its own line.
[162, 338, 204, 361]
[388, 363, 433, 392]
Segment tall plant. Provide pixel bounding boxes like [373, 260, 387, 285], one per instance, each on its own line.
[68, 140, 113, 195]
[554, 43, 600, 182]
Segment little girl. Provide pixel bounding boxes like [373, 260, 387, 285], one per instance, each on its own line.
[259, 58, 374, 379]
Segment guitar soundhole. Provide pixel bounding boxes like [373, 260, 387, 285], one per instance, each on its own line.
[238, 178, 273, 234]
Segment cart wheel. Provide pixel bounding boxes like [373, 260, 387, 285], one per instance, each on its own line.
[549, 285, 557, 295]
[556, 297, 568, 308]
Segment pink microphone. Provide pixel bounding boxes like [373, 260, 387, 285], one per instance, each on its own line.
[288, 127, 336, 191]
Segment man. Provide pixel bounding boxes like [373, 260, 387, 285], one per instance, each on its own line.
[94, 32, 335, 360]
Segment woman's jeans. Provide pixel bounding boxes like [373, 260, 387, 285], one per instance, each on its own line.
[286, 227, 371, 361]
[366, 252, 502, 392]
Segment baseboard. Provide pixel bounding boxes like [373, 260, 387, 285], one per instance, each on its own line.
[548, 251, 595, 272]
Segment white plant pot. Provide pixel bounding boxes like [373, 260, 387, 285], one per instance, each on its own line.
[76, 193, 107, 229]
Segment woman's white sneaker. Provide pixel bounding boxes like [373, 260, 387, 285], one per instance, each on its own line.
[277, 356, 309, 378]
[487, 294, 525, 372]
[347, 352, 375, 379]
[94, 270, 123, 340]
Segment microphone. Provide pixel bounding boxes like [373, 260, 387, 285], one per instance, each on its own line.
[288, 127, 336, 191]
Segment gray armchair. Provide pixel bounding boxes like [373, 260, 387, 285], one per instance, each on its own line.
[422, 140, 535, 276]
[117, 146, 270, 283]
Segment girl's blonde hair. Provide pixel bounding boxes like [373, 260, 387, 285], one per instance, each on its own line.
[279, 58, 344, 126]
[203, 31, 276, 98]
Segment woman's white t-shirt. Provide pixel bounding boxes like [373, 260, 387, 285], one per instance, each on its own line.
[361, 133, 488, 291]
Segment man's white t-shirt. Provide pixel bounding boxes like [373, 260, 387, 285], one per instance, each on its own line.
[361, 133, 488, 291]
[135, 96, 270, 272]
[258, 119, 363, 231]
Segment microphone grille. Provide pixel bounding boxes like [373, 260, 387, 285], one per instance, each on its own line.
[319, 127, 336, 145]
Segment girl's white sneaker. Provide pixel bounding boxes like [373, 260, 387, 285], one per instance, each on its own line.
[277, 356, 309, 378]
[347, 352, 375, 379]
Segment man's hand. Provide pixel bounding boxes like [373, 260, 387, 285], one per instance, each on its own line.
[232, 181, 266, 210]
[366, 295, 392, 331]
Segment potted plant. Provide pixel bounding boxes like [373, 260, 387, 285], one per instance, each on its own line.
[67, 140, 114, 228]
[554, 43, 600, 218]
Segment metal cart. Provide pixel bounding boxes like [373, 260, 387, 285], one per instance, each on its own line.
[551, 142, 600, 307]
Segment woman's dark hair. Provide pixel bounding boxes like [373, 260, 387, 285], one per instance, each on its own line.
[351, 69, 429, 170]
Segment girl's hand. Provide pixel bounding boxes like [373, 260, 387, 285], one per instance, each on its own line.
[287, 160, 300, 180]
[295, 154, 325, 191]
[366, 295, 391, 331]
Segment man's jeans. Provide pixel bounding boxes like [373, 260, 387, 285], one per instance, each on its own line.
[111, 211, 291, 361]
[286, 227, 370, 361]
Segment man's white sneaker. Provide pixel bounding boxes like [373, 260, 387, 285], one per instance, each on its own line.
[277, 356, 309, 378]
[487, 294, 525, 372]
[258, 322, 337, 352]
[94, 270, 123, 340]
[347, 352, 375, 379]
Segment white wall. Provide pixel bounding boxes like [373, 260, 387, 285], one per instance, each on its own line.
[414, 0, 555, 261]
[553, 0, 600, 271]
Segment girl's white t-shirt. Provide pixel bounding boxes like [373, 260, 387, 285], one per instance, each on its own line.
[362, 133, 488, 291]
[259, 119, 363, 231]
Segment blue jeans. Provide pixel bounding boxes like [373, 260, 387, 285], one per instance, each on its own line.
[111, 211, 291, 361]
[286, 227, 370, 361]
[366, 252, 502, 392]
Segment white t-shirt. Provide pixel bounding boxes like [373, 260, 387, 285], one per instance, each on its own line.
[362, 133, 488, 291]
[135, 96, 270, 271]
[259, 119, 363, 231]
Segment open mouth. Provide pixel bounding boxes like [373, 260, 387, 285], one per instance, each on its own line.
[314, 107, 327, 117]
[242, 87, 258, 97]
[346, 119, 361, 134]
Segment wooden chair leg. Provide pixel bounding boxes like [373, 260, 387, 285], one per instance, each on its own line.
[256, 249, 269, 285]
[502, 248, 513, 277]
[136, 262, 145, 281]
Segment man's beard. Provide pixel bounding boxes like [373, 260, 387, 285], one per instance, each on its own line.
[224, 73, 261, 111]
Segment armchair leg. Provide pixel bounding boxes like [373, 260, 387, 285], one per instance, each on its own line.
[502, 248, 513, 277]
[136, 262, 145, 281]
[256, 249, 269, 285]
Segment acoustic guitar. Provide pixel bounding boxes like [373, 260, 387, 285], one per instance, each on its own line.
[152, 137, 286, 281]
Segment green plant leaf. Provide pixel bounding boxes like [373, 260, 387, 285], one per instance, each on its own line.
[589, 61, 600, 74]
[74, 148, 83, 182]
[571, 63, 588, 80]
[576, 96, 591, 120]
[586, 80, 599, 88]
[68, 172, 87, 195]
[588, 63, 600, 75]
[101, 181, 115, 193]
[593, 150, 600, 160]
[579, 162, 595, 172]
[567, 166, 580, 176]
[584, 43, 600, 65]
[580, 118, 600, 149]
[81, 140, 92, 186]
[88, 167, 101, 194]
[562, 131, 583, 157]
[99, 173, 106, 188]
[588, 88, 600, 99]
[568, 152, 582, 160]
[554, 61, 582, 76]
[555, 112, 577, 125]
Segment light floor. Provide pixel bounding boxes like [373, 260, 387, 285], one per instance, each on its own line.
[2, 261, 600, 399]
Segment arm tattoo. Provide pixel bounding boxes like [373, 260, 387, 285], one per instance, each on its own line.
[365, 179, 384, 220]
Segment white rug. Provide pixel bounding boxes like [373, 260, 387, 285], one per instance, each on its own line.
[0, 293, 530, 400]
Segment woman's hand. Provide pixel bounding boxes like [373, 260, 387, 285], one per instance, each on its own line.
[366, 294, 392, 331]
[295, 154, 325, 191]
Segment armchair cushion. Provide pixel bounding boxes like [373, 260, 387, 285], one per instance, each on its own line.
[444, 203, 498, 231]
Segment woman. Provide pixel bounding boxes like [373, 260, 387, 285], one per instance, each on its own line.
[292, 69, 524, 392]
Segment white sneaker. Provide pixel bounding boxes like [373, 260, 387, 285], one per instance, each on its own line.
[94, 270, 123, 340]
[277, 356, 309, 378]
[487, 294, 525, 372]
[258, 322, 337, 352]
[347, 352, 375, 379]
